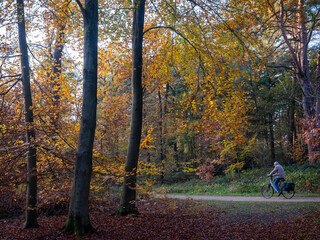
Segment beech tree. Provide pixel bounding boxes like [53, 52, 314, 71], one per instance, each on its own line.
[2, 1, 320, 225]
[16, 0, 38, 229]
[49, 1, 70, 129]
[115, 0, 146, 215]
[62, 0, 98, 235]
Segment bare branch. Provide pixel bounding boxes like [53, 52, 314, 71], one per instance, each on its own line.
[144, 26, 196, 50]
[307, 8, 320, 45]
[0, 74, 21, 81]
[0, 55, 22, 59]
[0, 79, 20, 95]
[75, 0, 85, 15]
[186, 0, 249, 53]
[143, 25, 204, 65]
[267, 64, 292, 70]
[277, 0, 303, 76]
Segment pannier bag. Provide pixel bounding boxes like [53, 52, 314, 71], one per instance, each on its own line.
[283, 182, 295, 191]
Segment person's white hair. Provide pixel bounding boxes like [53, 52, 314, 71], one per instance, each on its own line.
[274, 161, 279, 165]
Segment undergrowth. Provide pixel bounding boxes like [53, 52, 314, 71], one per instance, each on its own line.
[155, 163, 320, 196]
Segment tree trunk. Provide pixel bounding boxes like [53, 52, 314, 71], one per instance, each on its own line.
[297, 0, 314, 118]
[263, 128, 269, 166]
[296, 0, 317, 161]
[17, 0, 38, 229]
[266, 76, 275, 162]
[316, 47, 320, 118]
[278, 0, 318, 162]
[158, 90, 165, 184]
[313, 46, 320, 159]
[50, 22, 66, 129]
[115, 0, 146, 216]
[288, 71, 296, 164]
[268, 113, 275, 162]
[62, 0, 98, 236]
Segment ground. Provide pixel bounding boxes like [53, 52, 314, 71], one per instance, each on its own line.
[161, 194, 320, 202]
[0, 196, 320, 240]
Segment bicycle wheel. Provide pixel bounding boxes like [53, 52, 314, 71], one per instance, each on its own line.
[281, 186, 295, 199]
[261, 184, 274, 199]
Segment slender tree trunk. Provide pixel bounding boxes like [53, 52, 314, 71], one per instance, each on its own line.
[62, 0, 98, 236]
[288, 71, 296, 164]
[297, 0, 313, 117]
[158, 90, 165, 184]
[115, 0, 146, 216]
[263, 128, 270, 166]
[266, 76, 275, 162]
[52, 25, 65, 104]
[316, 47, 320, 118]
[158, 83, 170, 184]
[17, 0, 38, 229]
[50, 22, 66, 129]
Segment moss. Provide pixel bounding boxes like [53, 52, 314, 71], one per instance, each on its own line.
[62, 214, 95, 236]
[74, 215, 84, 236]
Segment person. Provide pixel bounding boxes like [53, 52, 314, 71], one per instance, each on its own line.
[267, 161, 285, 194]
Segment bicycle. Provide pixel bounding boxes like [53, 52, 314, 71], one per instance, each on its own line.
[261, 176, 295, 199]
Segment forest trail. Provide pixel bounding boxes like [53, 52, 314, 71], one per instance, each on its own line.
[157, 194, 320, 202]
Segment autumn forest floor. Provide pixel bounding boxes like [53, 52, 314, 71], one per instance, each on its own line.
[1, 196, 320, 240]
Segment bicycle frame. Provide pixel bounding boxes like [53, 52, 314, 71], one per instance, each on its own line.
[268, 176, 280, 192]
[261, 176, 295, 199]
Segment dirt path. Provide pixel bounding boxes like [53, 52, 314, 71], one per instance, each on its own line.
[158, 194, 320, 202]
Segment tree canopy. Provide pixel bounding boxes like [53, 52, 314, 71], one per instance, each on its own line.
[0, 0, 319, 236]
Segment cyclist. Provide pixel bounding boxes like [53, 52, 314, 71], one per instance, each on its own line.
[267, 161, 285, 195]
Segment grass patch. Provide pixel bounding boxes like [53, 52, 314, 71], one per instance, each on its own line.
[155, 163, 320, 197]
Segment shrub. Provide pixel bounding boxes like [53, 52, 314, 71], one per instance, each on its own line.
[155, 163, 320, 196]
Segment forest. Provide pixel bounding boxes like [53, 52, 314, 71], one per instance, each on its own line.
[0, 0, 320, 238]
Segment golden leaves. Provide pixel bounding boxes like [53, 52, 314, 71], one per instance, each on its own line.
[140, 125, 156, 149]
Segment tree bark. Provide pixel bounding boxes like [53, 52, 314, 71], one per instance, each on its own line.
[158, 90, 165, 184]
[296, 0, 317, 161]
[278, 0, 318, 162]
[17, 0, 38, 229]
[266, 75, 275, 162]
[316, 47, 320, 118]
[297, 0, 314, 118]
[62, 0, 98, 236]
[50, 22, 66, 129]
[314, 46, 320, 159]
[268, 113, 275, 162]
[115, 0, 146, 216]
[288, 71, 297, 164]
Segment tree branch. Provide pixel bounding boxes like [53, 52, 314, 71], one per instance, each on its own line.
[186, 0, 248, 53]
[0, 74, 21, 81]
[0, 79, 20, 95]
[267, 64, 292, 70]
[307, 8, 320, 45]
[75, 0, 85, 16]
[143, 26, 198, 54]
[0, 54, 22, 59]
[278, 0, 303, 77]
